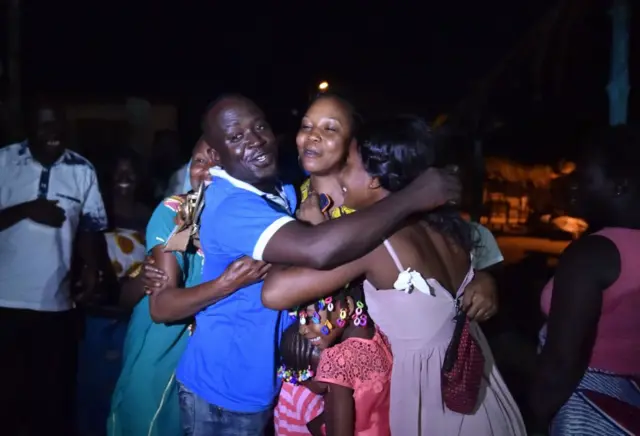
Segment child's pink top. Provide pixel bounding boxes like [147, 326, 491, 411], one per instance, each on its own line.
[315, 329, 393, 436]
[274, 382, 324, 436]
[541, 227, 640, 375]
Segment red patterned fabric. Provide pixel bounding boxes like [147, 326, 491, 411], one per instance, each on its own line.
[315, 330, 393, 435]
[441, 315, 485, 414]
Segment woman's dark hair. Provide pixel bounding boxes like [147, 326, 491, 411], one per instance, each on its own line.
[358, 115, 475, 252]
[310, 92, 364, 140]
[280, 323, 320, 372]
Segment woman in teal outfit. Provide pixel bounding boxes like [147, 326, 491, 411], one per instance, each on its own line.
[108, 139, 269, 436]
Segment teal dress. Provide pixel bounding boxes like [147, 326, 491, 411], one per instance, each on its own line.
[108, 195, 204, 436]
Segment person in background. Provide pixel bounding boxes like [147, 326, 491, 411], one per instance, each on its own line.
[108, 137, 269, 436]
[0, 101, 110, 436]
[275, 324, 325, 436]
[98, 148, 151, 305]
[160, 95, 458, 436]
[150, 129, 182, 201]
[529, 127, 640, 436]
[262, 115, 525, 436]
[165, 160, 191, 197]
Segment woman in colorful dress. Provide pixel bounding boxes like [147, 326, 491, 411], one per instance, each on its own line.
[528, 127, 640, 436]
[263, 115, 525, 435]
[108, 138, 269, 436]
[105, 149, 151, 304]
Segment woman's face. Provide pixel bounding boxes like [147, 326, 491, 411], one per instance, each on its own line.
[189, 139, 216, 190]
[296, 97, 354, 176]
[112, 158, 138, 195]
[339, 149, 379, 210]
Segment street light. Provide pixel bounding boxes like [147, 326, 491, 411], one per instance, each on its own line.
[318, 81, 329, 92]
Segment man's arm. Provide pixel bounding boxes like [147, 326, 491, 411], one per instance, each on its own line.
[148, 251, 269, 323]
[76, 169, 115, 298]
[0, 203, 31, 231]
[263, 188, 429, 269]
[148, 247, 233, 322]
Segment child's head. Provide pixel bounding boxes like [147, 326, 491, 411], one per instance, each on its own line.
[294, 282, 368, 351]
[279, 323, 325, 394]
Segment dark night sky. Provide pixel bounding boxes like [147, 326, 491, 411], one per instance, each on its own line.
[20, 1, 557, 116]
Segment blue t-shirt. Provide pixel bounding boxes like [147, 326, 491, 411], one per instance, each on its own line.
[176, 170, 297, 413]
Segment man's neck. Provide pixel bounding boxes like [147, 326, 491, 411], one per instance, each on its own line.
[28, 143, 63, 167]
[253, 180, 279, 196]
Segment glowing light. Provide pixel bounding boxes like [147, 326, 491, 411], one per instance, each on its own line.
[318, 81, 329, 91]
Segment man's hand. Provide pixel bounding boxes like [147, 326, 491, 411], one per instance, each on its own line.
[218, 257, 271, 294]
[405, 166, 462, 212]
[26, 198, 66, 227]
[297, 192, 329, 225]
[142, 256, 169, 295]
[461, 271, 498, 322]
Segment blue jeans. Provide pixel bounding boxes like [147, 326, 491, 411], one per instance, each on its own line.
[178, 382, 273, 436]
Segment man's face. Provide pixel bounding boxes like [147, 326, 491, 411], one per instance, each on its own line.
[204, 98, 278, 184]
[32, 106, 66, 154]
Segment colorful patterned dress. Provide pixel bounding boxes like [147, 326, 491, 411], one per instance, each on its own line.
[108, 195, 204, 436]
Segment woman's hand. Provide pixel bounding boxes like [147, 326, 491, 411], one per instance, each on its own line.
[297, 192, 329, 225]
[142, 256, 169, 295]
[461, 271, 498, 322]
[218, 257, 271, 293]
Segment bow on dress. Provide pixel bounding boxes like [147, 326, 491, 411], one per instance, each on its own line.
[393, 268, 435, 296]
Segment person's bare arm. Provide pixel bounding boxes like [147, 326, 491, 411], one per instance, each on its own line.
[262, 168, 459, 269]
[77, 231, 119, 300]
[0, 203, 30, 231]
[528, 235, 619, 432]
[118, 275, 146, 310]
[148, 248, 270, 323]
[306, 412, 324, 436]
[324, 384, 355, 436]
[262, 256, 370, 310]
[461, 271, 499, 321]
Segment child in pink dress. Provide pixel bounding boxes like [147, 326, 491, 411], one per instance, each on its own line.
[275, 324, 326, 436]
[294, 285, 393, 436]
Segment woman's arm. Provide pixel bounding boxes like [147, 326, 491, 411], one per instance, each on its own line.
[262, 255, 370, 310]
[461, 271, 498, 321]
[528, 235, 620, 432]
[148, 247, 270, 323]
[118, 275, 146, 310]
[324, 385, 354, 436]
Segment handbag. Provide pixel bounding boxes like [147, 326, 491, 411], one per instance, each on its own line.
[441, 305, 485, 414]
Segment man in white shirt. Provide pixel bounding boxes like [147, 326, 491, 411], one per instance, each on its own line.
[0, 103, 109, 435]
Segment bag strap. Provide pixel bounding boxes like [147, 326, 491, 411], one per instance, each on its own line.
[189, 183, 206, 236]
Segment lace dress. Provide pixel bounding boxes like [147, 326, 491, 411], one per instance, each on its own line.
[314, 329, 393, 436]
[364, 240, 525, 436]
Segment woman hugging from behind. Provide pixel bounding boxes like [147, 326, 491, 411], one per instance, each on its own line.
[264, 115, 525, 436]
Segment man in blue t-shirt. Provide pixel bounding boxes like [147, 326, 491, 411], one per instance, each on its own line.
[171, 94, 460, 435]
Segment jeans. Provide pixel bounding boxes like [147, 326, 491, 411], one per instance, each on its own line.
[178, 382, 273, 436]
